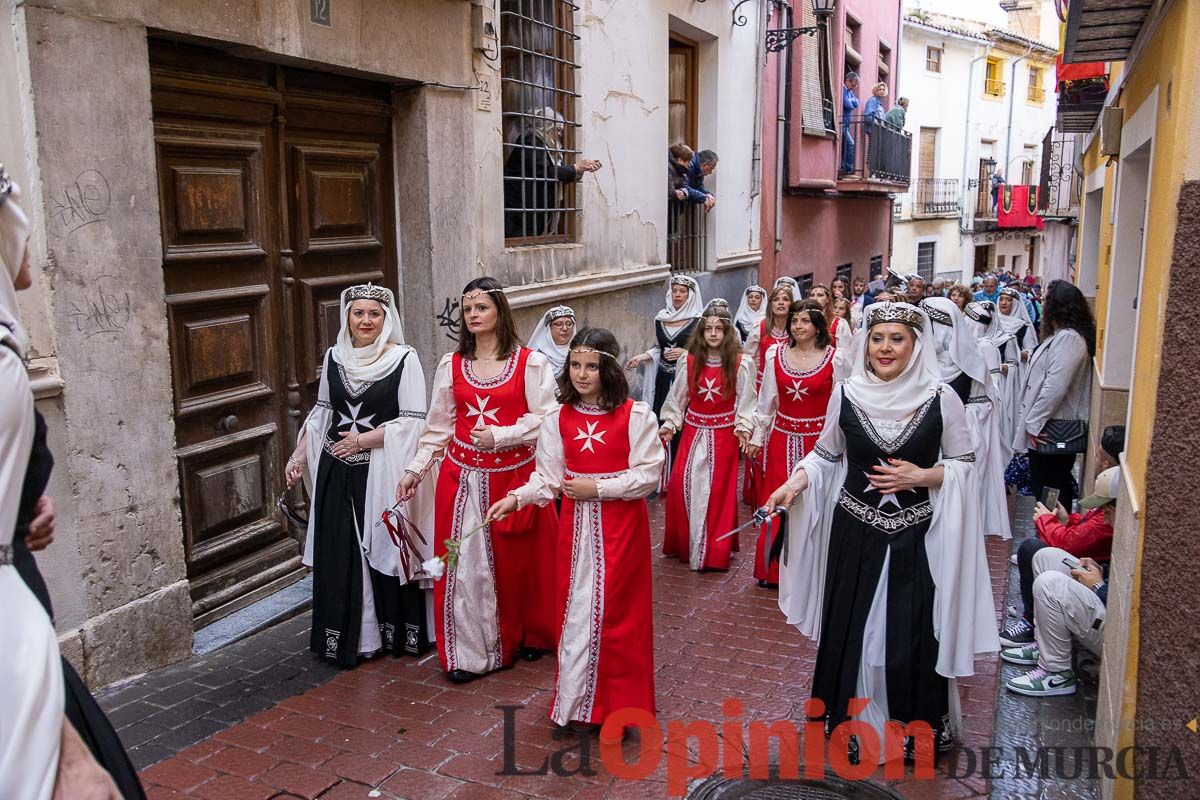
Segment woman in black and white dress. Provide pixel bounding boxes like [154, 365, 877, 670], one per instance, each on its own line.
[625, 275, 704, 419]
[766, 302, 998, 763]
[286, 284, 434, 667]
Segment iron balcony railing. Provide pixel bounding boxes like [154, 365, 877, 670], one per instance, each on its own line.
[839, 116, 912, 186]
[914, 178, 960, 216]
[1039, 128, 1081, 218]
[984, 78, 1006, 97]
[668, 198, 708, 274]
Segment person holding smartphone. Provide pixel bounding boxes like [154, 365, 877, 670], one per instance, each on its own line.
[999, 467, 1119, 648]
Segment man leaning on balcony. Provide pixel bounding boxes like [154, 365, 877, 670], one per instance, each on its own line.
[685, 149, 719, 212]
[840, 72, 860, 176]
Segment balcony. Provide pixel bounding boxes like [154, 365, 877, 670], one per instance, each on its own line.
[668, 199, 708, 274]
[1027, 84, 1046, 103]
[1063, 0, 1151, 63]
[913, 178, 961, 217]
[838, 116, 912, 190]
[1056, 75, 1108, 133]
[984, 78, 1006, 97]
[1039, 128, 1081, 218]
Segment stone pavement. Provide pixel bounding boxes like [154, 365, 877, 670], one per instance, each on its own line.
[96, 491, 1099, 800]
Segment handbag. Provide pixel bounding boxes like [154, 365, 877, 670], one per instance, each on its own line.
[1034, 418, 1088, 455]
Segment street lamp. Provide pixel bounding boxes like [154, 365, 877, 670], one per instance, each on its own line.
[733, 0, 837, 53]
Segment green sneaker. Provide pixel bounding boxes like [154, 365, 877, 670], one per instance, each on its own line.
[1001, 643, 1040, 666]
[1006, 667, 1077, 697]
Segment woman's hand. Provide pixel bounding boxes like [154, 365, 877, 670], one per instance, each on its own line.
[574, 159, 603, 173]
[563, 477, 599, 501]
[625, 353, 651, 370]
[1021, 350, 1030, 363]
[735, 429, 753, 455]
[285, 456, 306, 489]
[486, 495, 518, 524]
[331, 431, 364, 459]
[26, 495, 55, 551]
[664, 347, 685, 362]
[396, 471, 420, 503]
[869, 458, 934, 493]
[658, 425, 675, 445]
[470, 426, 496, 450]
[1000, 364, 1010, 376]
[745, 443, 761, 460]
[766, 474, 806, 510]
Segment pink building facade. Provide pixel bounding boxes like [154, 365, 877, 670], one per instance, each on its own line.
[759, 0, 908, 289]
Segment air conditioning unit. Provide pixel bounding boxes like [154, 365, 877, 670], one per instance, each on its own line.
[1100, 106, 1123, 158]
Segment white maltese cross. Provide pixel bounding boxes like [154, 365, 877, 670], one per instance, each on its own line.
[338, 402, 377, 434]
[698, 377, 723, 403]
[785, 380, 809, 402]
[574, 421, 607, 453]
[465, 394, 500, 428]
[862, 458, 917, 510]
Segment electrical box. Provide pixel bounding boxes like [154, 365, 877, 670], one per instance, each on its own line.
[1100, 106, 1123, 158]
[472, 3, 498, 55]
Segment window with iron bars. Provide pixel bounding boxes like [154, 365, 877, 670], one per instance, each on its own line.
[500, 0, 581, 245]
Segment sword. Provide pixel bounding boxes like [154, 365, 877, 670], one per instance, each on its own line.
[715, 505, 784, 542]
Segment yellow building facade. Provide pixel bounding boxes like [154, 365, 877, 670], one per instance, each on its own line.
[1066, 1, 1200, 797]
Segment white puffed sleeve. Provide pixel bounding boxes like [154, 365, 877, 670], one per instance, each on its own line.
[734, 353, 758, 436]
[406, 353, 455, 476]
[595, 402, 666, 500]
[512, 407, 565, 509]
[491, 350, 558, 449]
[657, 353, 691, 434]
[937, 387, 976, 463]
[752, 345, 781, 447]
[742, 321, 761, 358]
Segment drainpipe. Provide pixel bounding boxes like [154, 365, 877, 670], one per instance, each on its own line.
[960, 43, 991, 234]
[750, 3, 766, 205]
[1003, 41, 1036, 181]
[774, 3, 792, 256]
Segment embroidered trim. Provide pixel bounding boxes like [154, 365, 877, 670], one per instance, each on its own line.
[565, 470, 626, 480]
[778, 344, 834, 380]
[0, 543, 12, 566]
[848, 394, 937, 455]
[573, 403, 608, 416]
[315, 399, 333, 410]
[704, 357, 723, 367]
[684, 408, 736, 429]
[923, 305, 953, 326]
[965, 396, 990, 405]
[396, 409, 427, 420]
[337, 364, 375, 399]
[447, 438, 536, 473]
[323, 437, 371, 465]
[814, 443, 842, 462]
[583, 505, 605, 719]
[945, 452, 976, 462]
[837, 488, 933, 533]
[462, 350, 519, 389]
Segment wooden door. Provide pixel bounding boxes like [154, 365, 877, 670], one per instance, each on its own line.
[150, 41, 398, 625]
[918, 128, 937, 181]
[668, 39, 698, 148]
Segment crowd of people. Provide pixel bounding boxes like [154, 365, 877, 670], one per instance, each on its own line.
[3, 159, 1113, 795]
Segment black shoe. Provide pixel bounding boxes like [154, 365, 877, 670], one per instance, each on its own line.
[447, 669, 481, 684]
[518, 647, 546, 662]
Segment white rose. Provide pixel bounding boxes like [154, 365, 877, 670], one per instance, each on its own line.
[421, 557, 446, 579]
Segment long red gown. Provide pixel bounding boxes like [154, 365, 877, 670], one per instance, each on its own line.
[662, 355, 757, 571]
[421, 348, 559, 675]
[753, 344, 836, 584]
[512, 400, 662, 727]
[743, 319, 791, 506]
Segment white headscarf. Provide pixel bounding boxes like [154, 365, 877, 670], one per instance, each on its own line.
[998, 286, 1039, 347]
[920, 297, 987, 386]
[0, 169, 30, 355]
[527, 305, 575, 374]
[963, 300, 1009, 348]
[734, 285, 766, 333]
[330, 284, 410, 384]
[773, 276, 802, 302]
[842, 302, 942, 424]
[511, 106, 565, 166]
[655, 275, 704, 323]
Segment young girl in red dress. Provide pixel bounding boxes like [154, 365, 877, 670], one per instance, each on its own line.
[750, 300, 837, 587]
[660, 305, 757, 572]
[397, 277, 558, 683]
[487, 328, 662, 733]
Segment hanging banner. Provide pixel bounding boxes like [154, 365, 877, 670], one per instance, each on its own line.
[998, 185, 1045, 230]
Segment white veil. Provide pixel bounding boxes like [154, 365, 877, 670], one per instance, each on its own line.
[331, 284, 410, 384]
[920, 297, 987, 387]
[527, 305, 574, 375]
[656, 275, 704, 323]
[734, 285, 766, 334]
[841, 302, 942, 423]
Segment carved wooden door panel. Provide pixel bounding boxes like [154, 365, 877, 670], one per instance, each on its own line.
[149, 42, 396, 625]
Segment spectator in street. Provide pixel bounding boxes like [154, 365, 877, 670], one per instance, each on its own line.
[668, 142, 694, 202]
[904, 274, 927, 304]
[867, 271, 885, 294]
[1096, 425, 1125, 471]
[884, 96, 908, 129]
[1023, 267, 1037, 287]
[686, 149, 718, 211]
[947, 283, 971, 311]
[974, 274, 1000, 303]
[839, 72, 860, 175]
[829, 276, 849, 301]
[1013, 279, 1095, 510]
[1001, 467, 1120, 697]
[864, 82, 888, 123]
[504, 107, 602, 238]
[930, 277, 946, 297]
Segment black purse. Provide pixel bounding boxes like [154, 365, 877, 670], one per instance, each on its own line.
[1035, 419, 1088, 455]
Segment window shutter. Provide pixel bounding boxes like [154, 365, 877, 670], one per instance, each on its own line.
[800, 3, 829, 135]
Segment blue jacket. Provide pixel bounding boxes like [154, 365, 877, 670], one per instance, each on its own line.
[974, 289, 1000, 303]
[841, 86, 859, 126]
[685, 153, 712, 204]
[864, 96, 885, 122]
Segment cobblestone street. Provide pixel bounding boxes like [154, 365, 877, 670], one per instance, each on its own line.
[97, 493, 1099, 800]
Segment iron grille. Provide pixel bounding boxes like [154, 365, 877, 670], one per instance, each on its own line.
[669, 199, 709, 274]
[500, 0, 582, 245]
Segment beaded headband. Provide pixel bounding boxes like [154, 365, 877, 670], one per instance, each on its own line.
[706, 298, 730, 310]
[919, 300, 953, 327]
[866, 302, 924, 329]
[545, 305, 575, 322]
[746, 285, 766, 295]
[462, 288, 503, 302]
[345, 283, 392, 304]
[569, 347, 617, 359]
[964, 302, 993, 324]
[670, 275, 698, 290]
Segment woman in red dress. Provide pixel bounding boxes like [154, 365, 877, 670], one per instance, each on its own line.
[488, 328, 662, 734]
[397, 277, 558, 683]
[740, 285, 793, 506]
[660, 305, 757, 571]
[751, 300, 837, 587]
[809, 282, 850, 350]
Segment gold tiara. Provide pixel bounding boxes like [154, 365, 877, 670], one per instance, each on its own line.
[345, 283, 391, 303]
[866, 303, 924, 329]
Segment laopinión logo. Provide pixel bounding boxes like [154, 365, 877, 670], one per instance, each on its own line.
[495, 700, 1189, 797]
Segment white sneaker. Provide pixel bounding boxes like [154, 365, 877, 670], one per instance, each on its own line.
[1006, 667, 1077, 697]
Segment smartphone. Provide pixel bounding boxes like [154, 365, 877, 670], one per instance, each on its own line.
[1042, 487, 1060, 510]
[1062, 555, 1082, 571]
